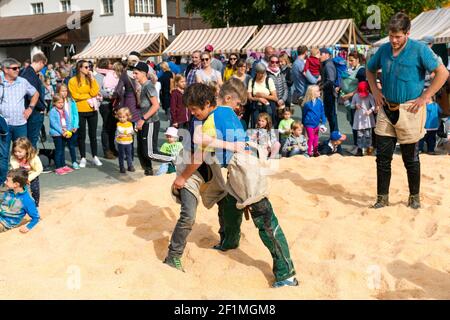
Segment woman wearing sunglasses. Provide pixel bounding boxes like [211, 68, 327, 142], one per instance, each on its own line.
[68, 60, 102, 168]
[266, 55, 288, 127]
[223, 53, 239, 82]
[195, 52, 223, 87]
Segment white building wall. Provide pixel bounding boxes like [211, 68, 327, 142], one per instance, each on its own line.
[0, 0, 167, 41]
[123, 0, 168, 38]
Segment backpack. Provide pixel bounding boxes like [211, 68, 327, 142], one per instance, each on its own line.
[332, 56, 350, 88]
[251, 76, 271, 97]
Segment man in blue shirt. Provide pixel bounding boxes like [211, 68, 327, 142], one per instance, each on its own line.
[19, 52, 48, 149]
[291, 45, 308, 105]
[0, 58, 39, 187]
[366, 12, 449, 209]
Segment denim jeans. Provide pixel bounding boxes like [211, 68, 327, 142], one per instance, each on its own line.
[419, 130, 437, 153]
[0, 124, 27, 184]
[27, 110, 45, 149]
[357, 129, 372, 149]
[117, 144, 133, 169]
[53, 136, 67, 169]
[167, 188, 198, 258]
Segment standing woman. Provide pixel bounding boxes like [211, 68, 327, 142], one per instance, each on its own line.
[132, 62, 174, 176]
[247, 63, 278, 128]
[112, 57, 141, 124]
[68, 60, 102, 168]
[340, 51, 366, 154]
[223, 53, 239, 81]
[195, 52, 223, 87]
[158, 62, 174, 117]
[279, 53, 293, 109]
[265, 55, 288, 127]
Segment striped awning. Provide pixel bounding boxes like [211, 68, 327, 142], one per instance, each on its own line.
[374, 7, 450, 46]
[163, 26, 258, 56]
[73, 33, 166, 59]
[243, 19, 369, 52]
[435, 28, 450, 44]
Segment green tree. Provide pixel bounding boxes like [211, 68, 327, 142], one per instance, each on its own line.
[185, 0, 448, 35]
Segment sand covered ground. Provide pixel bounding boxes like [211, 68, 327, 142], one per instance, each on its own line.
[0, 154, 449, 299]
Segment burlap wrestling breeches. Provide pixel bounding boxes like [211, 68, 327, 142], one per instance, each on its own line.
[375, 103, 426, 144]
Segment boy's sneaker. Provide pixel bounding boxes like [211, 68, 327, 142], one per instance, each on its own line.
[72, 162, 80, 170]
[62, 166, 74, 173]
[55, 168, 68, 175]
[93, 156, 103, 166]
[79, 158, 87, 168]
[120, 167, 126, 174]
[163, 256, 185, 272]
[272, 277, 299, 288]
[128, 166, 136, 172]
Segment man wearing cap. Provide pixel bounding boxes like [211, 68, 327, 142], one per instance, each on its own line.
[319, 47, 339, 133]
[204, 45, 223, 73]
[366, 12, 449, 209]
[318, 131, 346, 155]
[132, 61, 174, 176]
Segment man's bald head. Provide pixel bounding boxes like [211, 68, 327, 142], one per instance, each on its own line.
[264, 46, 275, 62]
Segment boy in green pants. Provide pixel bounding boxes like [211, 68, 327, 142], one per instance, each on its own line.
[172, 81, 298, 288]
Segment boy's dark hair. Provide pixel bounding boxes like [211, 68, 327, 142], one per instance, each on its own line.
[183, 83, 216, 109]
[7, 168, 29, 188]
[388, 12, 411, 34]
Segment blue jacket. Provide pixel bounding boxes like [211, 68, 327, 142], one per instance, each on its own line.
[66, 98, 79, 129]
[0, 188, 40, 230]
[302, 98, 327, 128]
[49, 107, 73, 136]
[424, 102, 441, 130]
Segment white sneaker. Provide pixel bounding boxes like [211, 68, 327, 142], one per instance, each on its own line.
[93, 156, 103, 166]
[79, 158, 87, 168]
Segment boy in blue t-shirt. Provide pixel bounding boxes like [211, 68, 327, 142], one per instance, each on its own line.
[0, 168, 40, 233]
[171, 83, 297, 288]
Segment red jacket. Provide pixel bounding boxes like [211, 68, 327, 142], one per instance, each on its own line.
[170, 89, 190, 125]
[305, 56, 321, 76]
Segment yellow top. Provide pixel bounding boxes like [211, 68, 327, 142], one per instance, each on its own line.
[223, 66, 236, 82]
[68, 76, 100, 113]
[115, 121, 134, 144]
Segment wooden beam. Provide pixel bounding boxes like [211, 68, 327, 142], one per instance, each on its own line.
[347, 21, 353, 54]
[352, 21, 358, 51]
[176, 0, 180, 18]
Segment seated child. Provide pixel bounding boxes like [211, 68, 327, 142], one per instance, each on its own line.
[156, 127, 183, 176]
[318, 131, 347, 155]
[278, 108, 295, 148]
[10, 137, 43, 207]
[251, 112, 281, 159]
[0, 168, 40, 233]
[281, 121, 308, 157]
